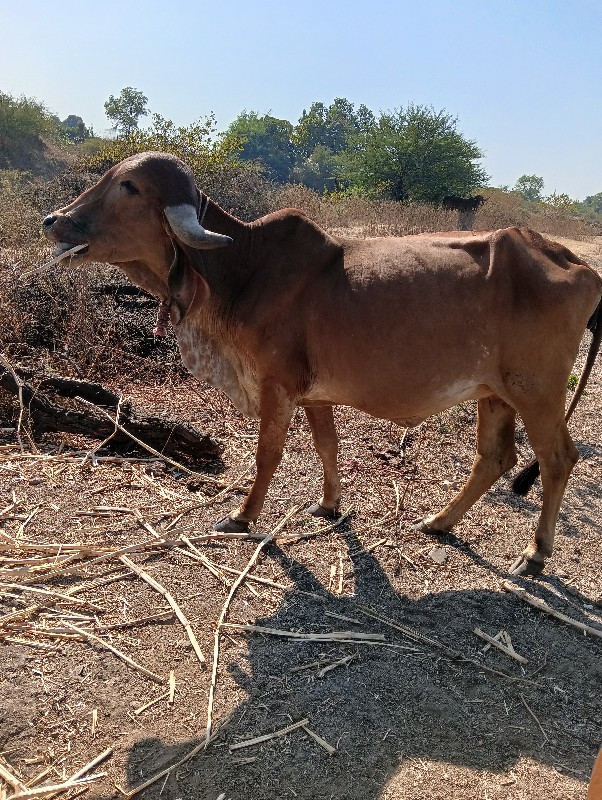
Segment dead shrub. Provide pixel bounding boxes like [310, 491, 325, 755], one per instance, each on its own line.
[474, 188, 594, 239]
[269, 185, 459, 237]
[0, 169, 182, 382]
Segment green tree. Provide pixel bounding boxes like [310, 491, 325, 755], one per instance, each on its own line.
[290, 144, 343, 192]
[294, 97, 374, 158]
[61, 115, 92, 142]
[291, 98, 374, 192]
[81, 113, 233, 175]
[226, 112, 295, 183]
[513, 174, 544, 202]
[543, 192, 578, 213]
[104, 87, 149, 136]
[346, 104, 487, 202]
[579, 191, 602, 219]
[0, 91, 63, 168]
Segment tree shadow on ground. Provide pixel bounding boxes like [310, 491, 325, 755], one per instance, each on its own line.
[117, 524, 602, 800]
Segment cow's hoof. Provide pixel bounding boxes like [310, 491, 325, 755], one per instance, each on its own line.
[412, 518, 447, 535]
[509, 553, 545, 576]
[214, 516, 250, 533]
[308, 503, 339, 519]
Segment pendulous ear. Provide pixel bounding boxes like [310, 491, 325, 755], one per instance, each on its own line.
[167, 245, 209, 322]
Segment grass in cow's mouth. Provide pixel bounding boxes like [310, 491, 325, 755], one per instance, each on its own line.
[21, 243, 89, 279]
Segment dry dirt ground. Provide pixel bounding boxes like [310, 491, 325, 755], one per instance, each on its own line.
[1, 238, 601, 800]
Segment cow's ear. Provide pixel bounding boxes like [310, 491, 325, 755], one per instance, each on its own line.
[167, 245, 209, 322]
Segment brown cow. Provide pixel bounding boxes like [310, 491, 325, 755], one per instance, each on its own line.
[442, 194, 487, 213]
[42, 152, 602, 575]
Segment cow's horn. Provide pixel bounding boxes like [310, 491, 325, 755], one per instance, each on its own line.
[164, 204, 232, 249]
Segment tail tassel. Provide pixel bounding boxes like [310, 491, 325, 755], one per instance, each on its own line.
[511, 459, 540, 496]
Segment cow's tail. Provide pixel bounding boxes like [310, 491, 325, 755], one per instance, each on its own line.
[512, 297, 602, 496]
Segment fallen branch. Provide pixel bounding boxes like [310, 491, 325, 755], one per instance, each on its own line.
[222, 623, 385, 642]
[178, 547, 291, 591]
[0, 761, 26, 793]
[277, 508, 353, 543]
[0, 569, 130, 627]
[473, 627, 528, 665]
[357, 605, 542, 686]
[0, 361, 222, 464]
[47, 749, 113, 800]
[229, 718, 309, 752]
[317, 653, 356, 678]
[134, 692, 170, 716]
[502, 581, 602, 639]
[519, 693, 548, 742]
[9, 772, 105, 799]
[76, 395, 221, 473]
[120, 555, 206, 667]
[302, 725, 337, 755]
[63, 621, 164, 684]
[0, 583, 104, 612]
[95, 610, 174, 633]
[205, 506, 300, 745]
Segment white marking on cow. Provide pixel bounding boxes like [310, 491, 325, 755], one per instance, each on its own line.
[176, 319, 260, 417]
[429, 378, 483, 408]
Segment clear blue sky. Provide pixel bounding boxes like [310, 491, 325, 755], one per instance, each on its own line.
[2, 0, 601, 199]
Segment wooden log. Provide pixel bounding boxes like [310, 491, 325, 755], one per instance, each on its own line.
[0, 364, 222, 461]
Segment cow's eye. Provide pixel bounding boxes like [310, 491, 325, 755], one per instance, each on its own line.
[120, 180, 139, 195]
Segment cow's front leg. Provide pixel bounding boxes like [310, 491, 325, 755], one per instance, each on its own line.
[304, 405, 341, 518]
[215, 385, 294, 533]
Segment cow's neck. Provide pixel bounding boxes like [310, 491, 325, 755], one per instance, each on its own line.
[172, 199, 261, 417]
[201, 199, 247, 244]
[186, 200, 256, 302]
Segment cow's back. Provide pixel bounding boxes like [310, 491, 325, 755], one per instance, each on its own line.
[295, 228, 601, 419]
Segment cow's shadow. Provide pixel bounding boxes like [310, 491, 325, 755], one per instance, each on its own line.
[119, 523, 602, 800]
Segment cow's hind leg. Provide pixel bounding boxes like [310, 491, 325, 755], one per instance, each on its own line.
[304, 405, 341, 518]
[415, 396, 517, 534]
[510, 411, 578, 575]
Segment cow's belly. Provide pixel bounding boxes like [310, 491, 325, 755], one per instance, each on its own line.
[176, 326, 260, 418]
[300, 374, 493, 421]
[301, 319, 497, 419]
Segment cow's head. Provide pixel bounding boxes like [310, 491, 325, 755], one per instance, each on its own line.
[42, 151, 232, 300]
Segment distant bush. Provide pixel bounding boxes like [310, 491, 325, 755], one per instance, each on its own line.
[472, 188, 594, 239]
[577, 192, 602, 226]
[60, 115, 92, 143]
[76, 136, 112, 158]
[0, 92, 61, 167]
[80, 113, 235, 174]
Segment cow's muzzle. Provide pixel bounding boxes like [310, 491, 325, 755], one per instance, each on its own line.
[42, 214, 90, 261]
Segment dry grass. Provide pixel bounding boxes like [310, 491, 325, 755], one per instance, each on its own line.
[0, 339, 600, 798]
[271, 184, 597, 241]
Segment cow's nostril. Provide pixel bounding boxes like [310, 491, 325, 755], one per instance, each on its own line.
[43, 215, 57, 228]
